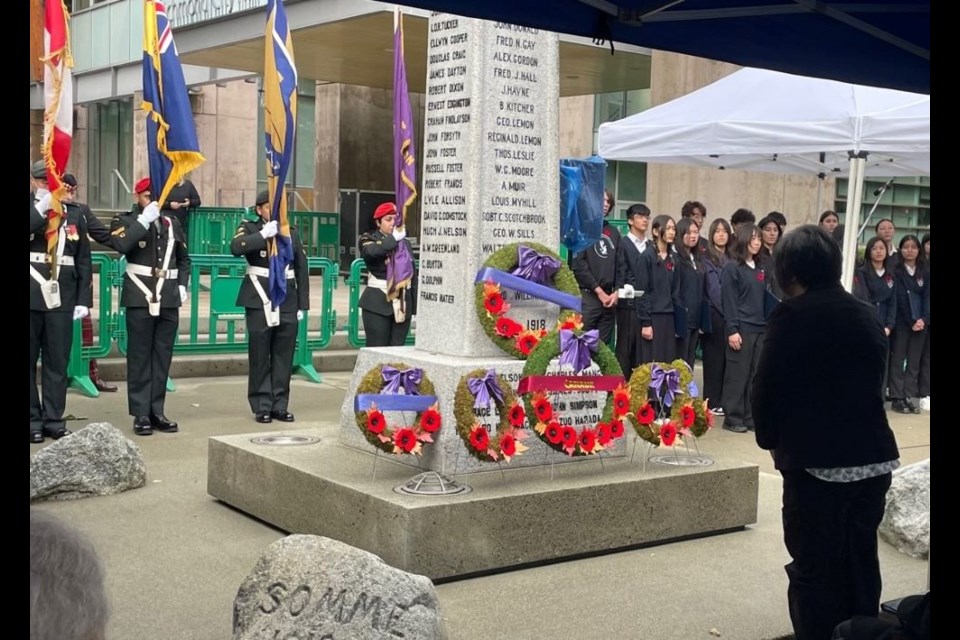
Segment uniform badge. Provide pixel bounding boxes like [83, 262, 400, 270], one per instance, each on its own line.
[29, 233, 34, 241]
[66, 224, 79, 241]
[917, 278, 924, 287]
[885, 275, 894, 288]
[259, 250, 267, 258]
[139, 240, 147, 248]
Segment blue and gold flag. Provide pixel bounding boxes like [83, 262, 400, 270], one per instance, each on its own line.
[263, 0, 298, 308]
[142, 0, 205, 208]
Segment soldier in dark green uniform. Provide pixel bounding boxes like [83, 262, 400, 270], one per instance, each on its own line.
[110, 177, 191, 436]
[30, 160, 93, 444]
[359, 202, 415, 347]
[230, 190, 310, 424]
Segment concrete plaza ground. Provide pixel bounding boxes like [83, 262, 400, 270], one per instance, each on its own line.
[30, 363, 930, 640]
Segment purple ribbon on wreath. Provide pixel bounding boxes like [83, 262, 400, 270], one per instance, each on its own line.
[467, 369, 504, 409]
[559, 329, 599, 374]
[511, 246, 561, 285]
[381, 366, 423, 395]
[650, 364, 681, 407]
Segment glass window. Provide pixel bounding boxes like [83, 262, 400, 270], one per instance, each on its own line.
[86, 101, 134, 210]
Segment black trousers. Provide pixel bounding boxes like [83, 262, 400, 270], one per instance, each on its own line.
[362, 309, 411, 347]
[125, 307, 179, 417]
[918, 327, 930, 398]
[30, 310, 73, 434]
[580, 290, 616, 345]
[245, 308, 298, 414]
[888, 324, 925, 399]
[700, 308, 726, 408]
[721, 331, 764, 428]
[781, 470, 892, 640]
[676, 328, 699, 369]
[640, 312, 676, 364]
[614, 305, 640, 377]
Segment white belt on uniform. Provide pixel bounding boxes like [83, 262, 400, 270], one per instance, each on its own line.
[366, 274, 389, 293]
[126, 264, 179, 279]
[30, 252, 75, 266]
[246, 265, 295, 279]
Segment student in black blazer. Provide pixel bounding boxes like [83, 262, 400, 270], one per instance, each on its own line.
[888, 234, 929, 414]
[853, 236, 896, 399]
[613, 204, 653, 376]
[640, 214, 680, 364]
[919, 232, 930, 411]
[719, 224, 766, 433]
[752, 225, 900, 640]
[700, 218, 733, 415]
[673, 217, 705, 368]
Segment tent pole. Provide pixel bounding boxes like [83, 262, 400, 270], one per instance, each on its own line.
[840, 153, 866, 291]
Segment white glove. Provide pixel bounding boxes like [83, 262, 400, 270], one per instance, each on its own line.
[260, 220, 279, 239]
[296, 310, 304, 321]
[617, 284, 636, 299]
[138, 201, 161, 228]
[35, 192, 53, 216]
[393, 226, 406, 241]
[72, 305, 89, 320]
[179, 286, 188, 304]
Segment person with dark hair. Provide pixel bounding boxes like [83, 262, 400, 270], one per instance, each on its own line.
[614, 203, 653, 375]
[681, 200, 709, 258]
[359, 202, 415, 347]
[853, 236, 897, 402]
[887, 234, 929, 415]
[674, 217, 705, 368]
[701, 218, 733, 415]
[31, 509, 110, 640]
[111, 177, 191, 436]
[640, 214, 680, 364]
[160, 174, 201, 248]
[230, 190, 310, 424]
[719, 223, 766, 433]
[752, 224, 900, 640]
[61, 174, 118, 393]
[918, 232, 929, 411]
[30, 160, 93, 444]
[571, 189, 621, 344]
[767, 210, 787, 231]
[819, 210, 842, 245]
[730, 207, 755, 235]
[757, 214, 785, 300]
[875, 218, 897, 269]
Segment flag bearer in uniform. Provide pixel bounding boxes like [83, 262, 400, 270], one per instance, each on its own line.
[30, 160, 93, 444]
[110, 177, 191, 436]
[358, 202, 415, 347]
[230, 190, 310, 424]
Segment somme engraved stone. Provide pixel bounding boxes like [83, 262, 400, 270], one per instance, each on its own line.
[234, 535, 448, 640]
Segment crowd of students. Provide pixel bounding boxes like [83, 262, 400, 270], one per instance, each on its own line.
[571, 195, 931, 430]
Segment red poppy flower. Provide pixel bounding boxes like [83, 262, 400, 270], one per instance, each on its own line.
[533, 397, 553, 422]
[517, 332, 540, 355]
[660, 421, 677, 447]
[609, 419, 625, 439]
[596, 422, 612, 445]
[680, 405, 696, 428]
[558, 314, 584, 331]
[495, 316, 523, 338]
[393, 428, 418, 453]
[637, 403, 655, 425]
[579, 428, 597, 453]
[561, 426, 578, 448]
[545, 421, 563, 444]
[508, 403, 526, 428]
[484, 291, 506, 315]
[366, 410, 386, 434]
[500, 433, 516, 457]
[420, 408, 441, 433]
[469, 426, 490, 451]
[613, 390, 631, 418]
[665, 260, 674, 272]
[757, 270, 765, 282]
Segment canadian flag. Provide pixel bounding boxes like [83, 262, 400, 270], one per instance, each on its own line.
[41, 0, 73, 257]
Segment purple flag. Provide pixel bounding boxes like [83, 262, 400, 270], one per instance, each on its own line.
[388, 8, 416, 302]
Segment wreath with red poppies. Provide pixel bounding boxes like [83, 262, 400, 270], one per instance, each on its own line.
[474, 242, 581, 359]
[519, 317, 628, 456]
[453, 368, 529, 462]
[626, 360, 715, 447]
[353, 363, 441, 455]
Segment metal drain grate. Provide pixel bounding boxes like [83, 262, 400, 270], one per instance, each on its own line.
[250, 435, 321, 446]
[648, 454, 714, 467]
[394, 472, 472, 496]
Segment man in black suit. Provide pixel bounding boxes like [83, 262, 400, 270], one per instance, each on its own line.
[110, 177, 191, 436]
[571, 189, 621, 344]
[30, 160, 93, 444]
[613, 203, 653, 376]
[230, 190, 310, 424]
[752, 225, 900, 640]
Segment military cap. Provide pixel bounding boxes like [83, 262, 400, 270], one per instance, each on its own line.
[30, 160, 47, 179]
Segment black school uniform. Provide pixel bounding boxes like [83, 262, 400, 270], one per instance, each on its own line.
[720, 260, 767, 429]
[640, 247, 680, 364]
[674, 251, 706, 368]
[888, 262, 929, 401]
[853, 263, 897, 397]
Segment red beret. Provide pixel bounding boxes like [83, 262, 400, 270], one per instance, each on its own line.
[134, 177, 151, 194]
[373, 202, 397, 220]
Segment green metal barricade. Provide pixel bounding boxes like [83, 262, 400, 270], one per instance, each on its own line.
[290, 211, 339, 263]
[67, 252, 118, 397]
[188, 207, 251, 255]
[345, 258, 416, 348]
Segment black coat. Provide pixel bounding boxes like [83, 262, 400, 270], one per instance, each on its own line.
[645, 247, 680, 315]
[358, 230, 415, 318]
[30, 194, 93, 312]
[230, 218, 310, 312]
[892, 262, 930, 328]
[673, 253, 705, 332]
[571, 222, 621, 293]
[614, 235, 652, 327]
[110, 207, 191, 308]
[161, 180, 201, 215]
[720, 261, 767, 336]
[753, 283, 899, 470]
[852, 264, 897, 331]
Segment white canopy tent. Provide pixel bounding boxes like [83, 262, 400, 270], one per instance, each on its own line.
[597, 67, 930, 290]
